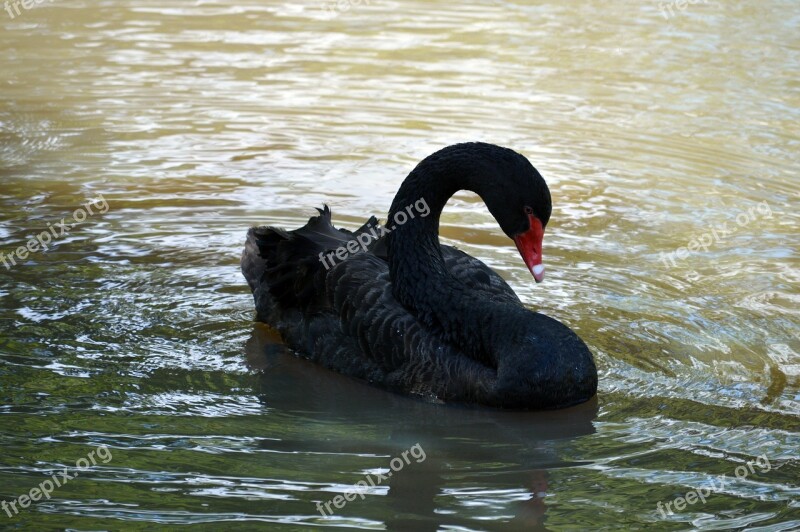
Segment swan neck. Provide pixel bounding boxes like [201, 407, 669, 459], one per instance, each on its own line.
[386, 155, 483, 312]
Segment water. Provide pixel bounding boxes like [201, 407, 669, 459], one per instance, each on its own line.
[1, 0, 798, 529]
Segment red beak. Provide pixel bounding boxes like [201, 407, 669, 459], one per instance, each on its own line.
[513, 214, 545, 283]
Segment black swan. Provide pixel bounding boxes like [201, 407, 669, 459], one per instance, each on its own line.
[242, 142, 597, 409]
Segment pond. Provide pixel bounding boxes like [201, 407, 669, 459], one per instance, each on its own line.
[0, 0, 798, 529]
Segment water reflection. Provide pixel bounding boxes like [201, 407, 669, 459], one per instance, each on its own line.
[245, 323, 598, 530]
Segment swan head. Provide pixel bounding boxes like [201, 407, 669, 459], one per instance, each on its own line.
[503, 166, 551, 284]
[462, 143, 552, 283]
[391, 142, 552, 283]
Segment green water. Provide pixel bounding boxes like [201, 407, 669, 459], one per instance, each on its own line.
[1, 0, 798, 530]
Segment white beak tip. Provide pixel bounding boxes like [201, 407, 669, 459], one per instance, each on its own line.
[532, 264, 545, 282]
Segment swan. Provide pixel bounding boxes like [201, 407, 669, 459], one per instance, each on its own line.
[242, 142, 598, 409]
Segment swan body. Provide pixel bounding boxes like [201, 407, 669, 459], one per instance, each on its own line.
[242, 143, 597, 409]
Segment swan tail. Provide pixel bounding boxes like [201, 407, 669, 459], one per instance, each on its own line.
[242, 205, 379, 317]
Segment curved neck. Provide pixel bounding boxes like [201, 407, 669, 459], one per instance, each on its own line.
[386, 147, 486, 308]
[386, 146, 519, 363]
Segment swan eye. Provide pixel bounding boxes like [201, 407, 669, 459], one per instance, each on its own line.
[524, 206, 534, 215]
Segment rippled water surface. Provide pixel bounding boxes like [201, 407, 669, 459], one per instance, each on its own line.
[1, 0, 799, 529]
